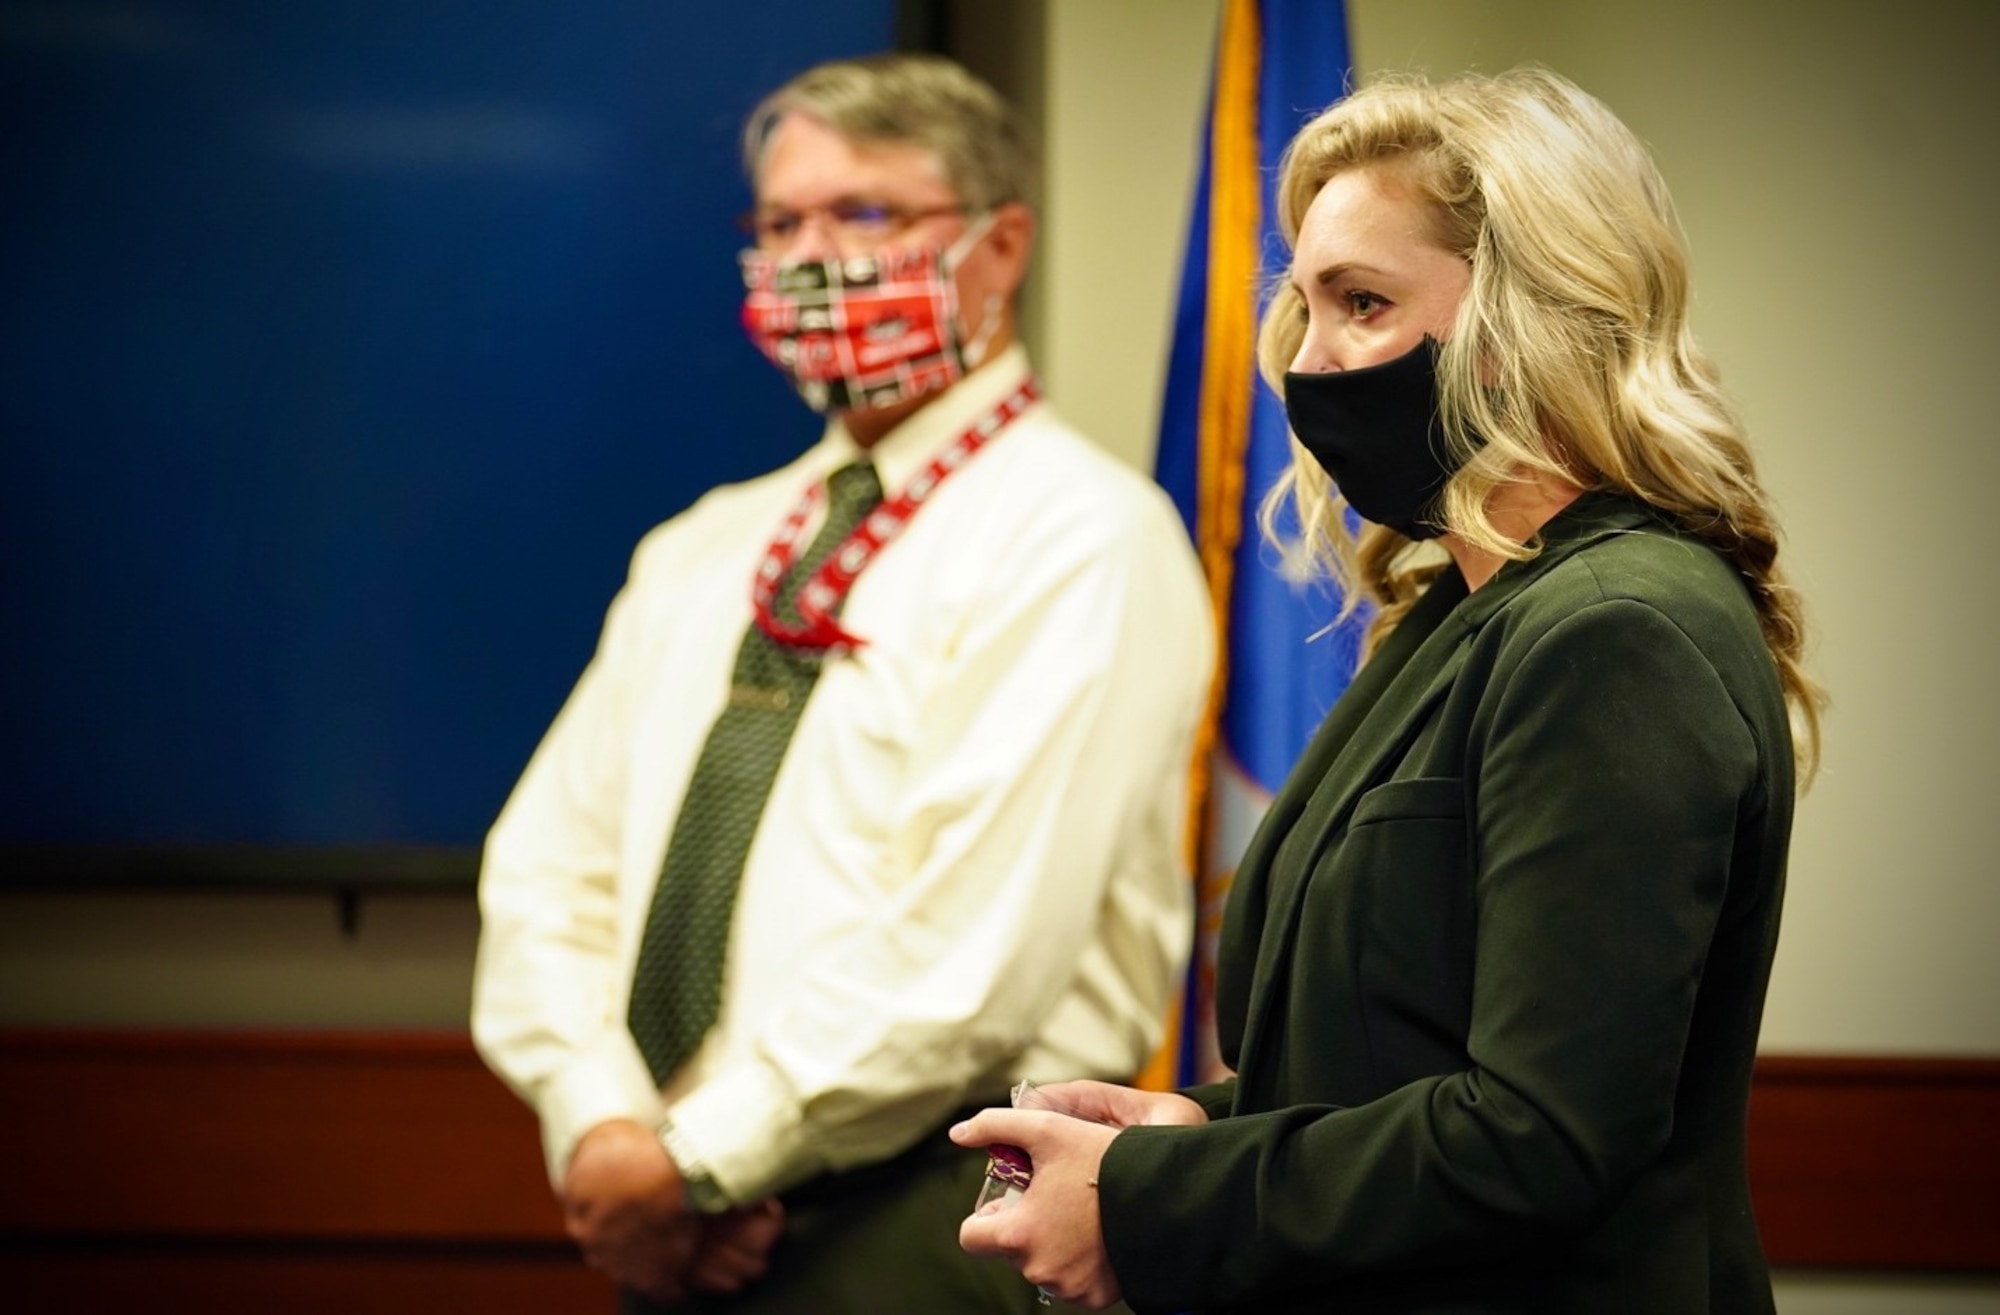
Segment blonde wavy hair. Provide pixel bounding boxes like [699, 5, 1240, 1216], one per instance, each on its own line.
[1257, 67, 1823, 778]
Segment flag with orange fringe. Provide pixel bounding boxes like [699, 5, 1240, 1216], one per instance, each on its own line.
[1148, 0, 1361, 1086]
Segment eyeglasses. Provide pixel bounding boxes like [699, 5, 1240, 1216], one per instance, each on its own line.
[736, 199, 968, 250]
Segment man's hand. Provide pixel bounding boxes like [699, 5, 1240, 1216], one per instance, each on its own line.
[952, 1109, 1125, 1310]
[560, 1118, 698, 1301]
[690, 1198, 786, 1295]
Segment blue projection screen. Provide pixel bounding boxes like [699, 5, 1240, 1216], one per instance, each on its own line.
[0, 2, 904, 877]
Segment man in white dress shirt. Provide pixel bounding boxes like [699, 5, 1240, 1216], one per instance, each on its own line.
[472, 52, 1213, 1312]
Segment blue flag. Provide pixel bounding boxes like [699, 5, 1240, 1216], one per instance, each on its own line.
[1153, 0, 1360, 1085]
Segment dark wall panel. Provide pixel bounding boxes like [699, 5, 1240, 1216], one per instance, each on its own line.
[0, 1, 898, 852]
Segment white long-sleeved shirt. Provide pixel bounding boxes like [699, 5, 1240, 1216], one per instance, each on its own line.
[472, 346, 1215, 1202]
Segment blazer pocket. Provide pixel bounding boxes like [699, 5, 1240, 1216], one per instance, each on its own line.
[1349, 775, 1464, 827]
[1339, 776, 1475, 1083]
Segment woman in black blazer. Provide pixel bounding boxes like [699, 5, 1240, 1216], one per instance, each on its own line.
[956, 68, 1824, 1314]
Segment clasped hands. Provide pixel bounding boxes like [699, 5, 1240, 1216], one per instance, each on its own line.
[560, 1118, 783, 1303]
[952, 1079, 1208, 1311]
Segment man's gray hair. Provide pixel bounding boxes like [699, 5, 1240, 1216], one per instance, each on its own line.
[744, 52, 1036, 212]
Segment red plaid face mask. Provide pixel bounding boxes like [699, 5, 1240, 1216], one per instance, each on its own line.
[739, 219, 999, 414]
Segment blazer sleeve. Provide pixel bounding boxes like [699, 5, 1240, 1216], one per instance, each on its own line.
[1180, 1078, 1238, 1122]
[1099, 595, 1767, 1310]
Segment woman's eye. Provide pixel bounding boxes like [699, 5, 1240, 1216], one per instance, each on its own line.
[1346, 290, 1385, 317]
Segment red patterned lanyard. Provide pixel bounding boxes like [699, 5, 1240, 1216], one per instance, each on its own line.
[751, 377, 1040, 651]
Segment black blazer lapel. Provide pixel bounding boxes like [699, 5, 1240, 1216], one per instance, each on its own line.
[1230, 493, 1664, 1084]
[1232, 585, 1474, 1077]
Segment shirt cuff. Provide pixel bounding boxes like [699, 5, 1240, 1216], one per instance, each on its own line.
[664, 1059, 815, 1204]
[536, 1033, 668, 1186]
[656, 1116, 732, 1214]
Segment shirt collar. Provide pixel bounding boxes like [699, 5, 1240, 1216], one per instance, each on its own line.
[809, 344, 1035, 497]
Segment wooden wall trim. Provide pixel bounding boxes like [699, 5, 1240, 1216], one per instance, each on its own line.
[1748, 1053, 2000, 1271]
[0, 1237, 610, 1314]
[3, 1030, 1995, 1275]
[0, 1028, 565, 1243]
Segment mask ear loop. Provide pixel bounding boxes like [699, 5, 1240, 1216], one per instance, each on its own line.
[961, 293, 1006, 369]
[944, 211, 1005, 369]
[942, 210, 998, 270]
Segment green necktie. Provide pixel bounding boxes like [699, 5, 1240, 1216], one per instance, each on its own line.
[628, 459, 884, 1086]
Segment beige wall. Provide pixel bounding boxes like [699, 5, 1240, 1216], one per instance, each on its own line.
[0, 891, 478, 1028]
[1029, 0, 2000, 1057]
[1026, 4, 2000, 1309]
[1033, 1, 1220, 465]
[1353, 0, 2000, 1058]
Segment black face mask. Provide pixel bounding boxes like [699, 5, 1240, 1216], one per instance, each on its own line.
[1282, 336, 1473, 541]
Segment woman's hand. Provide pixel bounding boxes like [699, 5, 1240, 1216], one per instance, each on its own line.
[1014, 1078, 1210, 1129]
[952, 1108, 1124, 1310]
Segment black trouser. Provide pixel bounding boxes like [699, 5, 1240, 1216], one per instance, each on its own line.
[619, 1126, 1108, 1314]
